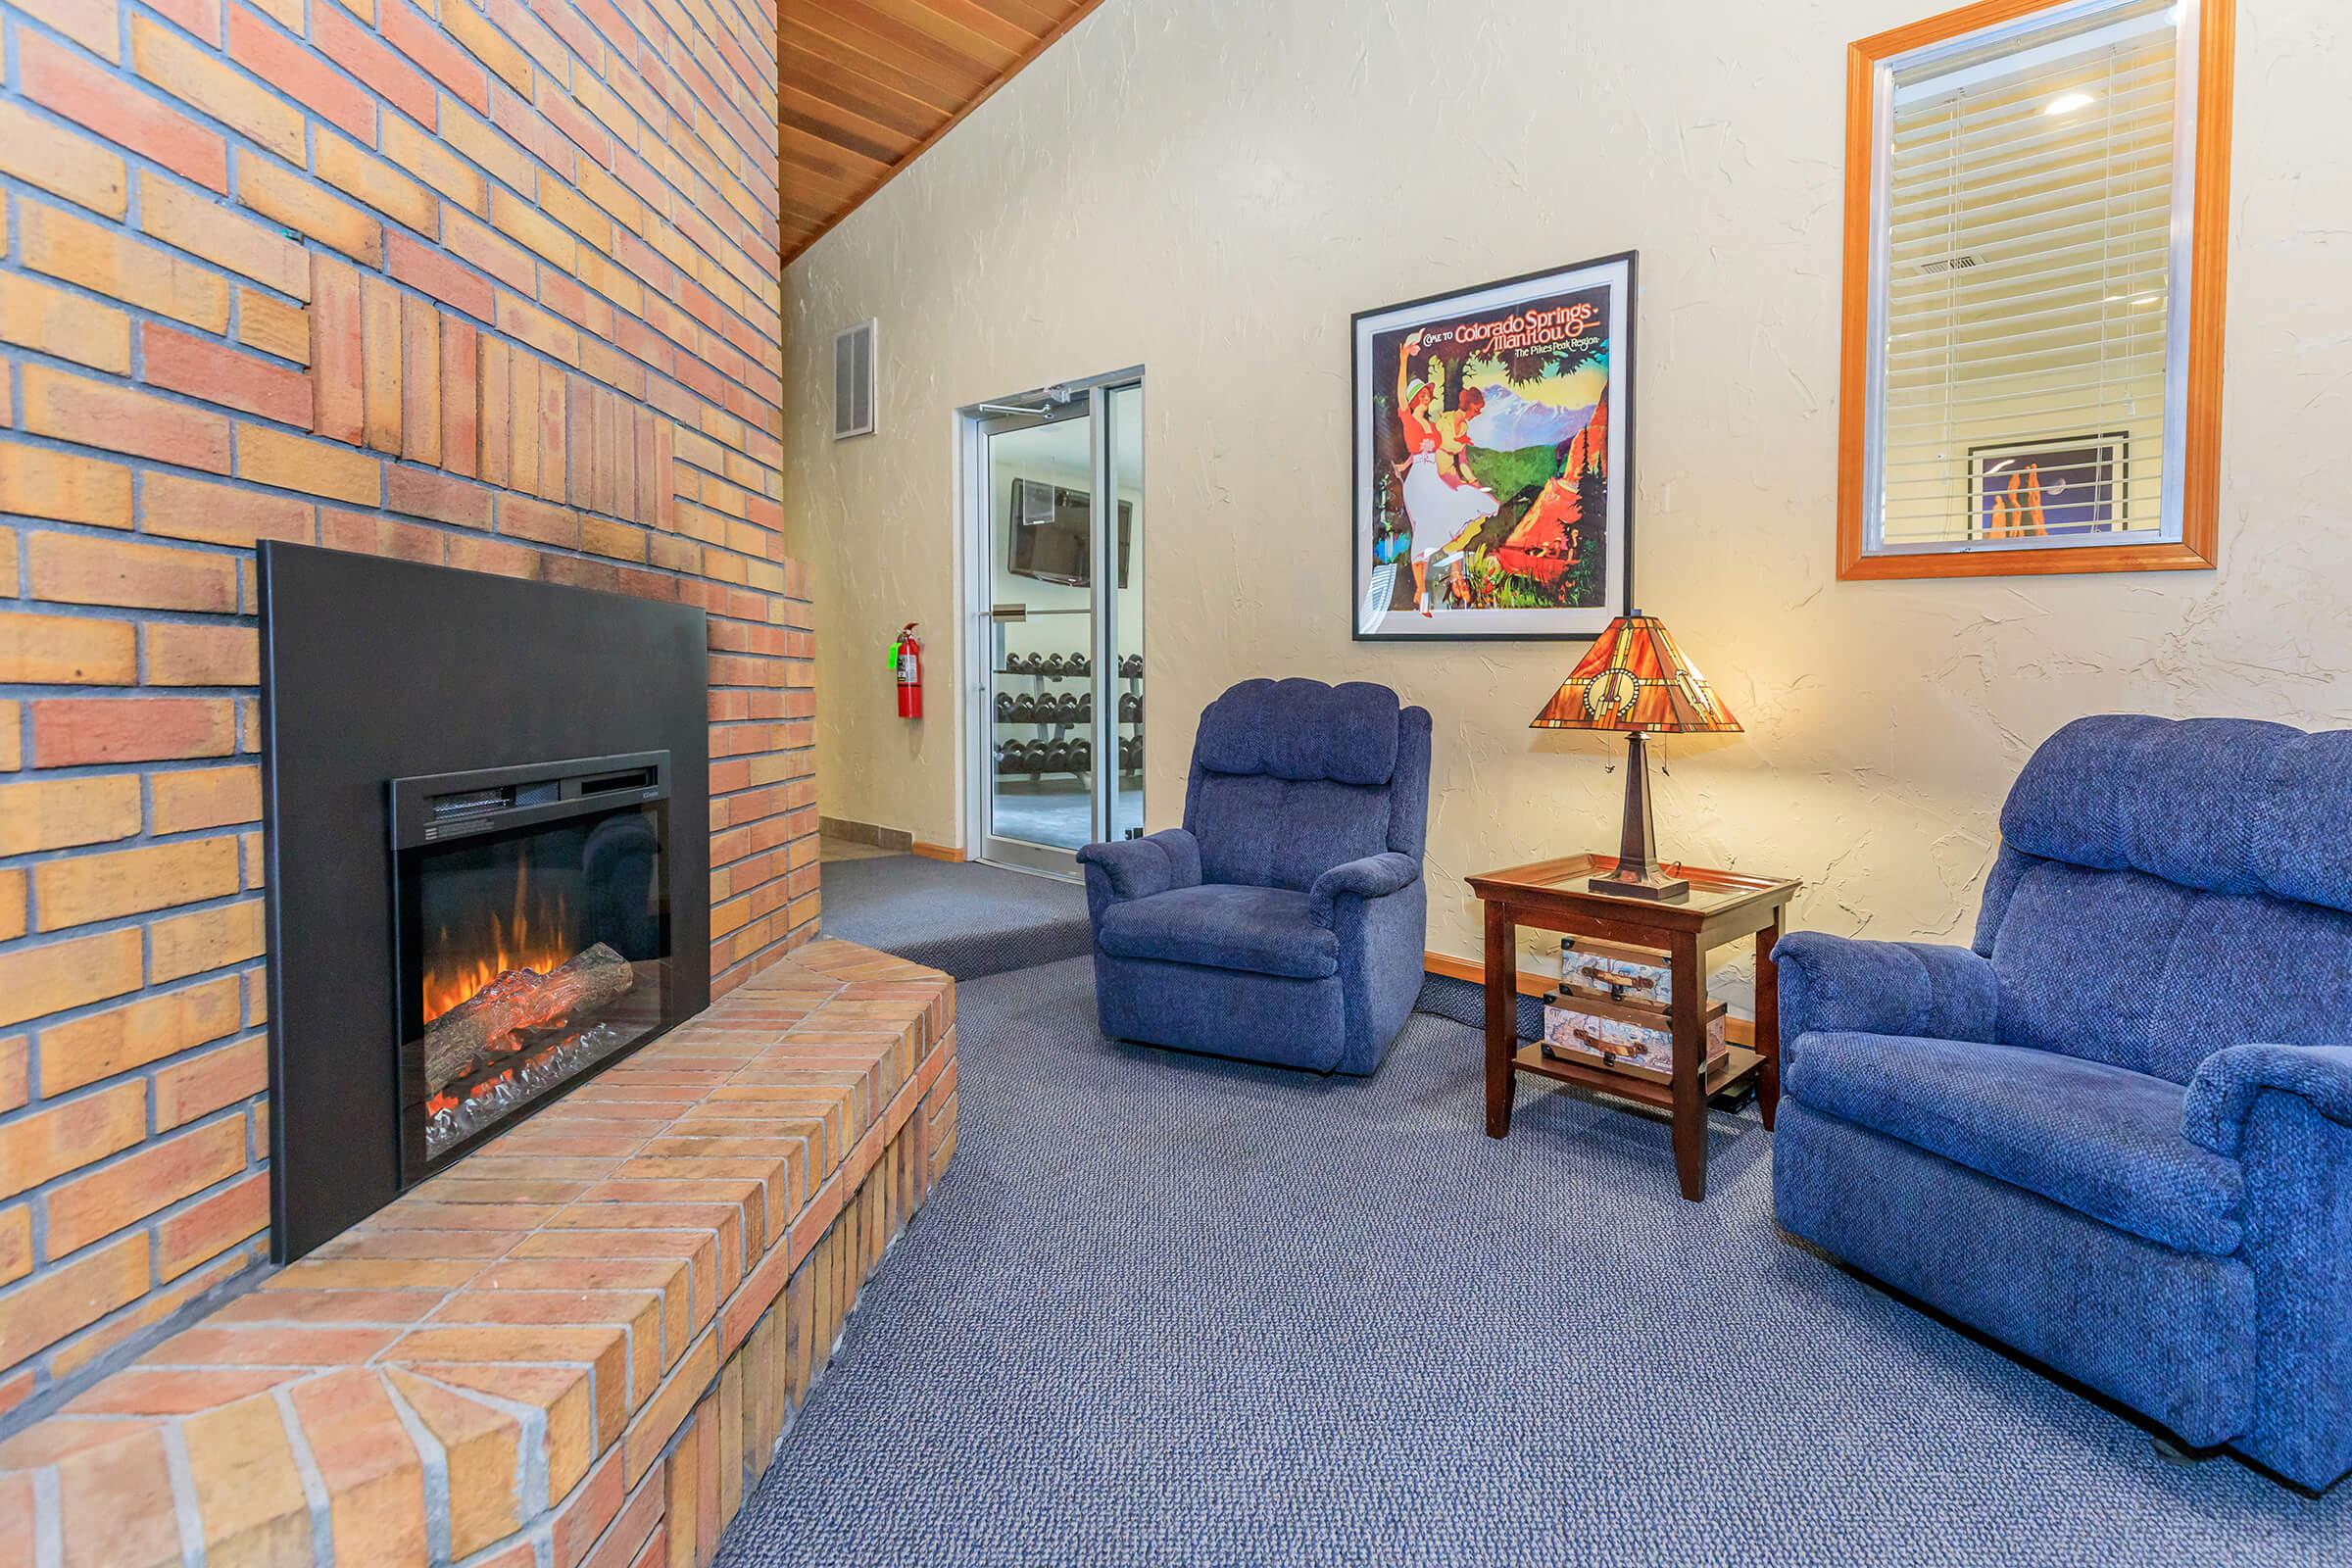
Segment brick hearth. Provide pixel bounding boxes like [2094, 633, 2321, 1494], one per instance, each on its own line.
[0, 940, 955, 1565]
[0, 0, 811, 1411]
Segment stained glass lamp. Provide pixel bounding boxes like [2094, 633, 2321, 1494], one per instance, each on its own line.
[1530, 610, 1741, 903]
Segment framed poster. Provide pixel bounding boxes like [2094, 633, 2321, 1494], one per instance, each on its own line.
[1352, 252, 1635, 641]
[1968, 432, 2128, 539]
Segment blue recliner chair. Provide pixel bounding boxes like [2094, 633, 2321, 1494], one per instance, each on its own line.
[1076, 678, 1430, 1075]
[1774, 714, 2352, 1490]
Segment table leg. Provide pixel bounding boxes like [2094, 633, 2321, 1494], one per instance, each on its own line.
[1484, 900, 1514, 1138]
[1755, 911, 1783, 1132]
[1669, 931, 1706, 1200]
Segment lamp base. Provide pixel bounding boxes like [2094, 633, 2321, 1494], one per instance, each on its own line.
[1587, 730, 1690, 903]
[1587, 867, 1690, 903]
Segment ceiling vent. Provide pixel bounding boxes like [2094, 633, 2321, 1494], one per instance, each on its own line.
[833, 319, 877, 440]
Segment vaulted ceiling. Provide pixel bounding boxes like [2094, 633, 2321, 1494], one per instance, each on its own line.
[780, 1, 1106, 261]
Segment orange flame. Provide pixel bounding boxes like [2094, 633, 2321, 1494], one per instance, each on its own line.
[420, 860, 574, 1025]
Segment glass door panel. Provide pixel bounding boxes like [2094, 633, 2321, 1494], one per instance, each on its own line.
[1102, 383, 1145, 843]
[981, 410, 1097, 872]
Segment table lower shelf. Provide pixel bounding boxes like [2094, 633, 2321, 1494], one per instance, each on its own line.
[1509, 1043, 1764, 1111]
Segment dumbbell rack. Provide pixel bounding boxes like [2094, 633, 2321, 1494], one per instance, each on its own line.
[992, 657, 1143, 780]
[1112, 658, 1145, 779]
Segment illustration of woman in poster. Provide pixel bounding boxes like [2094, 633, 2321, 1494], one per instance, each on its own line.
[1430, 382, 1487, 487]
[1394, 330, 1500, 614]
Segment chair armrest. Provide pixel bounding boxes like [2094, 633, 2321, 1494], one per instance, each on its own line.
[1307, 853, 1420, 928]
[1076, 829, 1201, 919]
[1770, 933, 1999, 1047]
[2183, 1044, 2352, 1158]
[2180, 1043, 2352, 1486]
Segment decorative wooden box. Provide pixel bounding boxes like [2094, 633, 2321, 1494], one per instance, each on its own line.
[1559, 936, 1676, 1005]
[1540, 988, 1729, 1084]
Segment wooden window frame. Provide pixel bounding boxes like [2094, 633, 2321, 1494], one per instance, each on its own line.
[1836, 0, 2234, 581]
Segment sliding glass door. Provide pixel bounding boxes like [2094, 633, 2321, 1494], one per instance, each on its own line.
[972, 376, 1144, 875]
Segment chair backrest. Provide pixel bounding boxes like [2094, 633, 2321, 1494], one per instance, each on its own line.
[1975, 713, 2352, 1085]
[1182, 678, 1432, 892]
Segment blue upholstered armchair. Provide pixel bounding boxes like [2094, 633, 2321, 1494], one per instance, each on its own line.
[1774, 714, 2352, 1490]
[1076, 678, 1431, 1075]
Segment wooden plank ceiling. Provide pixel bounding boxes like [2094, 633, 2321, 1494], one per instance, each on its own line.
[780, 0, 1106, 261]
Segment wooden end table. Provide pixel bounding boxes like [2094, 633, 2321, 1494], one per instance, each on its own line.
[1466, 855, 1801, 1201]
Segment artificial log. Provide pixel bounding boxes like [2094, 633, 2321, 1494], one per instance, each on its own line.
[423, 942, 635, 1095]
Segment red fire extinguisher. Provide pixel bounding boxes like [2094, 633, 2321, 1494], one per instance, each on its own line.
[890, 624, 923, 719]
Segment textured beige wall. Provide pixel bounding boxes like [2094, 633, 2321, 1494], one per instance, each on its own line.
[782, 0, 2352, 1000]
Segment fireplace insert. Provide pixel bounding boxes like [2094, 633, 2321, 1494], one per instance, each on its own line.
[393, 753, 680, 1176]
[260, 542, 709, 1262]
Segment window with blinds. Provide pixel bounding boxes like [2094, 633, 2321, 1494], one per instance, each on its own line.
[1839, 0, 2232, 579]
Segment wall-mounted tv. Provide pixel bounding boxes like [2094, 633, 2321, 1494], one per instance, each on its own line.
[1007, 478, 1133, 589]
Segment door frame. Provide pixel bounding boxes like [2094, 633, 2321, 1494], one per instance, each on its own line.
[957, 366, 1144, 878]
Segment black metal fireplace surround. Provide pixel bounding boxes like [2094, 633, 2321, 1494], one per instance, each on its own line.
[259, 544, 710, 1262]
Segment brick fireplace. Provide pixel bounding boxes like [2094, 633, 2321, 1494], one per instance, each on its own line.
[0, 0, 817, 1432]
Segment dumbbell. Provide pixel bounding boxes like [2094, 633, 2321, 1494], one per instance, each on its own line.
[995, 693, 1014, 722]
[1069, 654, 1091, 677]
[1042, 739, 1071, 771]
[1076, 692, 1093, 722]
[1010, 693, 1036, 722]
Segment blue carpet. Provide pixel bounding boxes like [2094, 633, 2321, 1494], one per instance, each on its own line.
[819, 854, 1091, 979]
[1415, 968, 1551, 1042]
[717, 956, 2347, 1567]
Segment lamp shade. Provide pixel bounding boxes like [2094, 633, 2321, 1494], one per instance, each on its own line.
[1530, 611, 1741, 733]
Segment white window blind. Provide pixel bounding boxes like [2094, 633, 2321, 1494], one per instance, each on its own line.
[1870, 0, 2190, 553]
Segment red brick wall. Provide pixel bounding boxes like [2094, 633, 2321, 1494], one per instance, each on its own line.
[0, 0, 810, 1422]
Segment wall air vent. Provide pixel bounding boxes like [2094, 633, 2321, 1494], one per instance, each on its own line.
[833, 319, 877, 440]
[1911, 253, 1981, 275]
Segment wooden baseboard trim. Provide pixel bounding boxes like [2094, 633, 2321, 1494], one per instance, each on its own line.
[1422, 949, 1758, 1049]
[909, 841, 966, 863]
[820, 815, 914, 852]
[1424, 949, 1549, 998]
